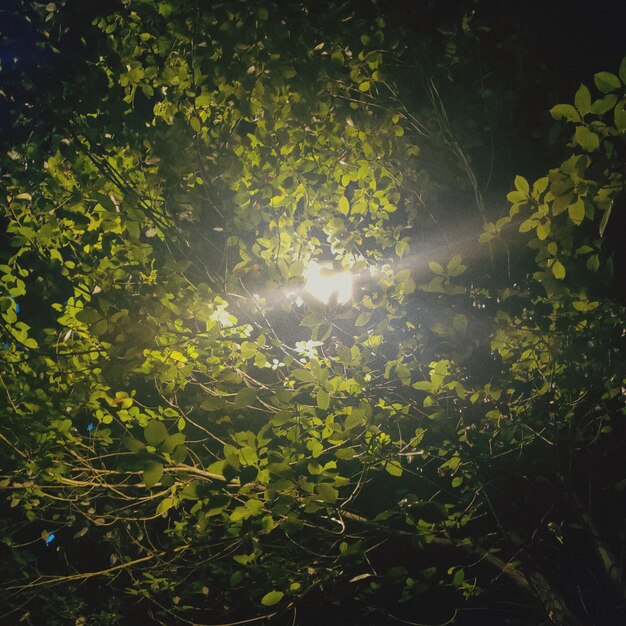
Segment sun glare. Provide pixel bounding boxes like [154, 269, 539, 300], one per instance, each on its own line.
[303, 261, 353, 305]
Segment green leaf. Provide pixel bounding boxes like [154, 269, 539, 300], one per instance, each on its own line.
[233, 552, 255, 566]
[260, 590, 284, 607]
[552, 260, 566, 280]
[587, 254, 600, 272]
[591, 94, 618, 115]
[292, 368, 315, 383]
[307, 461, 323, 475]
[395, 239, 410, 257]
[552, 192, 574, 216]
[412, 380, 432, 392]
[574, 126, 599, 152]
[335, 448, 357, 460]
[195, 94, 212, 107]
[156, 497, 174, 515]
[536, 221, 550, 241]
[428, 261, 444, 275]
[567, 198, 585, 225]
[452, 568, 465, 587]
[338, 195, 350, 214]
[123, 436, 145, 452]
[201, 396, 227, 410]
[345, 410, 366, 430]
[289, 259, 304, 278]
[594, 71, 621, 93]
[76, 308, 103, 324]
[355, 312, 371, 327]
[317, 389, 330, 410]
[143, 461, 164, 488]
[396, 363, 411, 385]
[614, 99, 626, 130]
[514, 175, 529, 196]
[519, 218, 537, 233]
[507, 190, 526, 203]
[385, 460, 403, 477]
[317, 483, 338, 503]
[234, 387, 256, 407]
[160, 433, 186, 453]
[362, 141, 375, 159]
[574, 84, 591, 116]
[549, 104, 580, 122]
[144, 420, 168, 445]
[23, 337, 38, 349]
[532, 176, 549, 197]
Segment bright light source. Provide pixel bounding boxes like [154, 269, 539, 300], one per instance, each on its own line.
[303, 261, 353, 305]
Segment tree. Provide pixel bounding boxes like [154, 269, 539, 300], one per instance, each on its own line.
[1, 1, 624, 624]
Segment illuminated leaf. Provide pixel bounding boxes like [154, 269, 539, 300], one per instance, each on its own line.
[567, 198, 585, 225]
[574, 126, 599, 152]
[549, 104, 580, 122]
[260, 590, 284, 607]
[574, 83, 591, 116]
[594, 71, 620, 93]
[317, 389, 330, 410]
[552, 260, 566, 280]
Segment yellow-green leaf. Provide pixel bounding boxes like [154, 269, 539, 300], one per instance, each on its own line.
[260, 590, 284, 607]
[614, 99, 626, 130]
[552, 260, 566, 280]
[317, 389, 330, 410]
[549, 104, 580, 122]
[568, 198, 585, 225]
[514, 175, 530, 196]
[574, 126, 599, 152]
[594, 71, 620, 93]
[385, 460, 403, 477]
[574, 83, 591, 116]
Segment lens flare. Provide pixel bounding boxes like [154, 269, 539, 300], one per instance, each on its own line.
[303, 261, 353, 304]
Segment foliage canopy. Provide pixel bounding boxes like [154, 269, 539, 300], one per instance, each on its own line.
[1, 1, 625, 625]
